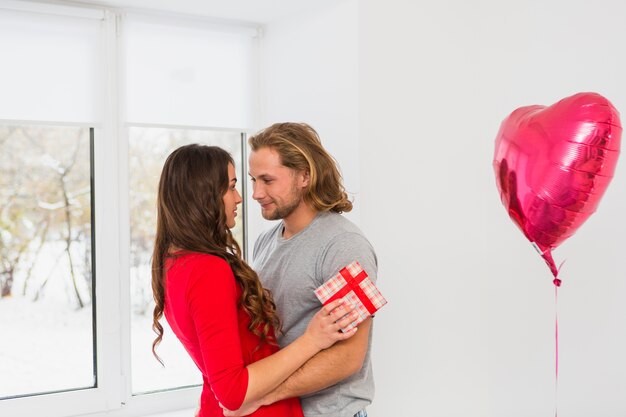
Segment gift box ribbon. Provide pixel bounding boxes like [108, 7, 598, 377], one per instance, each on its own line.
[323, 267, 377, 315]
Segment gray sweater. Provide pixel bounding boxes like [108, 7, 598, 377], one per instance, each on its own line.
[253, 211, 378, 417]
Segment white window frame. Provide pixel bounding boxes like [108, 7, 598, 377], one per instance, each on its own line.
[0, 3, 257, 416]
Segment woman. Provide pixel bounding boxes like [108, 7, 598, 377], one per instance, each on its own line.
[151, 144, 358, 417]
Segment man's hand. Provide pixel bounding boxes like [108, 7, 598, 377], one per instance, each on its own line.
[220, 399, 264, 417]
[263, 317, 372, 405]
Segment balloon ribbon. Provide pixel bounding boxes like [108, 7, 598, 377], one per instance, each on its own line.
[554, 283, 559, 417]
[553, 260, 565, 416]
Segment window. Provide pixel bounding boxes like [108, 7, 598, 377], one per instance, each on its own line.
[0, 3, 257, 416]
[0, 125, 95, 398]
[128, 126, 246, 394]
[0, 4, 108, 416]
[123, 13, 255, 395]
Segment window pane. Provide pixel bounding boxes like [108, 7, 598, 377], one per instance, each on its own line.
[129, 126, 244, 393]
[0, 125, 95, 398]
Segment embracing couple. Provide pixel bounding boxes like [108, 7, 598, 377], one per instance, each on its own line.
[151, 123, 378, 417]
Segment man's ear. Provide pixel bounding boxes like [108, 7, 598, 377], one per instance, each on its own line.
[300, 169, 311, 187]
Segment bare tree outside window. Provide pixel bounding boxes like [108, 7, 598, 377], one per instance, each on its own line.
[0, 125, 95, 399]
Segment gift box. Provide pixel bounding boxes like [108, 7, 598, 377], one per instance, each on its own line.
[314, 261, 387, 332]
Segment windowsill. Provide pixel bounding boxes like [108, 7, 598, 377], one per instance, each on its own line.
[145, 409, 196, 417]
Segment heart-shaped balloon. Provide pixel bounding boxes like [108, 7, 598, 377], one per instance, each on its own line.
[493, 92, 621, 285]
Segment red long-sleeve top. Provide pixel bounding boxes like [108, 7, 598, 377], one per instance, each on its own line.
[163, 252, 304, 417]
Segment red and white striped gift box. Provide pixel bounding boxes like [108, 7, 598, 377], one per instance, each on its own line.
[314, 261, 387, 332]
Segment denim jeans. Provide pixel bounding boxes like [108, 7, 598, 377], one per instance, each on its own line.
[354, 411, 367, 417]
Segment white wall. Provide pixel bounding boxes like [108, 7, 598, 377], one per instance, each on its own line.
[247, 0, 359, 245]
[360, 0, 626, 416]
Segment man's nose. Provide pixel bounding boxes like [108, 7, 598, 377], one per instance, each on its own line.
[252, 181, 263, 201]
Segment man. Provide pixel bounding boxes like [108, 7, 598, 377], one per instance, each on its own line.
[243, 122, 377, 417]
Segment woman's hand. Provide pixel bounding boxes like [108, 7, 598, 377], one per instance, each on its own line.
[303, 299, 359, 350]
[220, 399, 263, 417]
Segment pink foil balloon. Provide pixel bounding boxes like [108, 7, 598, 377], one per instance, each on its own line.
[493, 92, 621, 285]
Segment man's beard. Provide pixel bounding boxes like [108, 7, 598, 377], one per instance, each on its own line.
[263, 187, 304, 221]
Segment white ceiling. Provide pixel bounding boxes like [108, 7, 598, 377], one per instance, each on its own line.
[72, 0, 338, 24]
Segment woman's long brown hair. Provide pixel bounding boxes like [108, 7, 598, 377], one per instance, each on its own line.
[151, 144, 280, 364]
